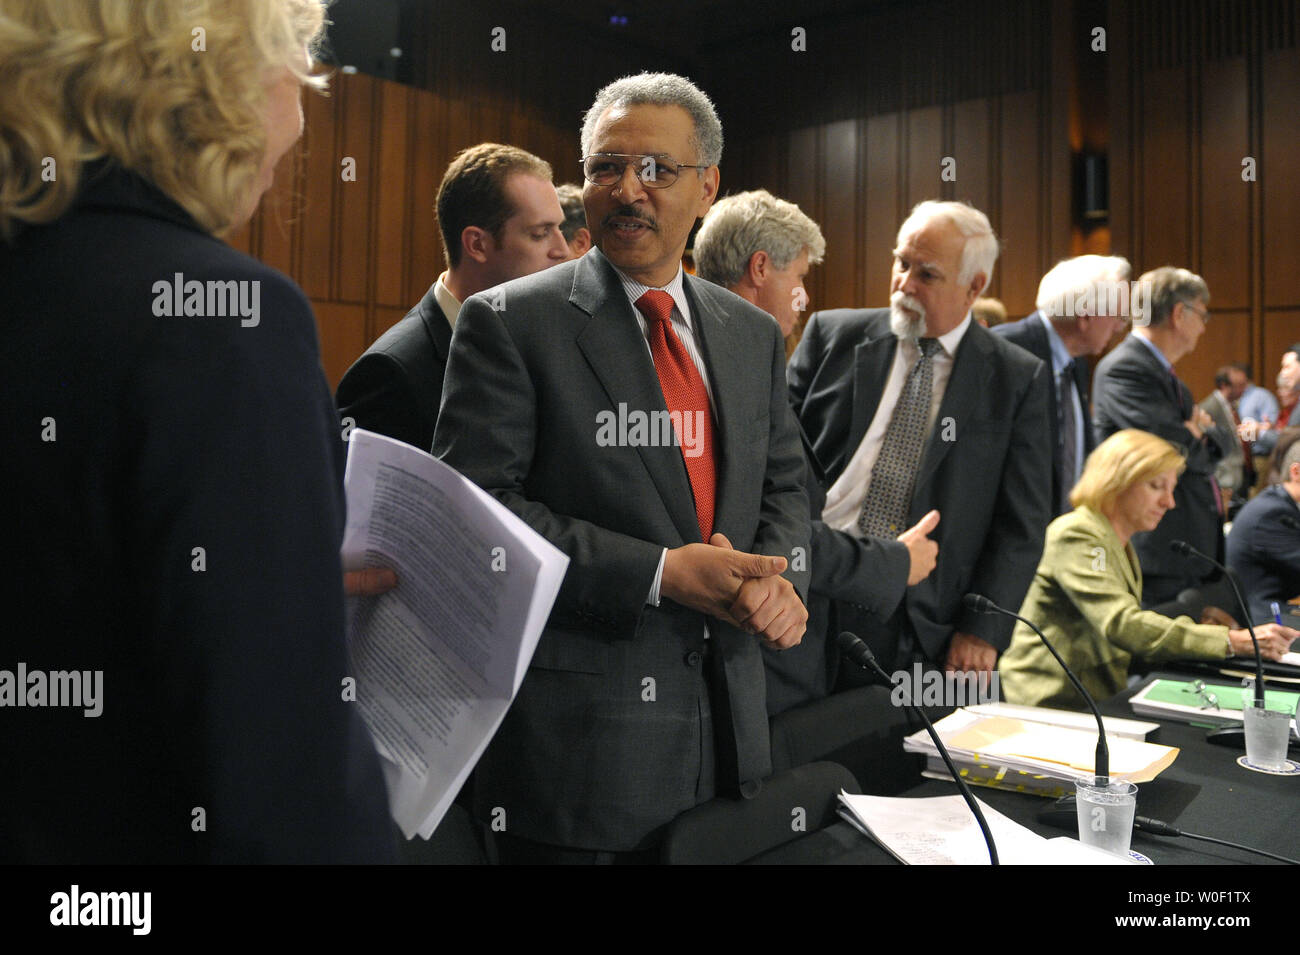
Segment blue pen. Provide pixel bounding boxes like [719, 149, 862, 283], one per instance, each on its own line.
[1271, 602, 1283, 627]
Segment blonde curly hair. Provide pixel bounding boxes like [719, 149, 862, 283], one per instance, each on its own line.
[0, 0, 329, 241]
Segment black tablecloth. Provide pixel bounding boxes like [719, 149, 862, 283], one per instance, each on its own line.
[747, 672, 1300, 865]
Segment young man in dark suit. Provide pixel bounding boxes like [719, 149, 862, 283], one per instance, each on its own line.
[789, 200, 1052, 679]
[432, 73, 810, 861]
[993, 255, 1131, 515]
[336, 143, 569, 451]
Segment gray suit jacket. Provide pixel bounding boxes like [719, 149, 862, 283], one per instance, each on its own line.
[788, 308, 1052, 660]
[432, 248, 810, 851]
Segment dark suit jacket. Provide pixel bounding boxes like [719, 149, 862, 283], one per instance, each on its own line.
[431, 248, 811, 851]
[763, 423, 909, 716]
[336, 283, 453, 452]
[1092, 335, 1225, 588]
[788, 308, 1052, 660]
[0, 161, 394, 863]
[992, 311, 1095, 515]
[1226, 484, 1300, 623]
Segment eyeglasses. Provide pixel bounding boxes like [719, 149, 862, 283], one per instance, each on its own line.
[1180, 301, 1210, 325]
[580, 153, 709, 189]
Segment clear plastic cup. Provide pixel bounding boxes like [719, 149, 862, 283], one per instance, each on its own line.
[1075, 776, 1138, 857]
[1241, 692, 1293, 771]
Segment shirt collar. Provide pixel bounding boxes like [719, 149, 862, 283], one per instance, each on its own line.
[1131, 331, 1173, 373]
[1036, 311, 1073, 374]
[434, 272, 461, 328]
[931, 311, 972, 357]
[615, 264, 691, 327]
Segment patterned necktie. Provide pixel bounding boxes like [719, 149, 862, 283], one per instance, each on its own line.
[1058, 363, 1078, 502]
[636, 290, 717, 540]
[859, 338, 941, 538]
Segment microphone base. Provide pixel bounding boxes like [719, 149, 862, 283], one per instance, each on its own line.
[1037, 794, 1078, 832]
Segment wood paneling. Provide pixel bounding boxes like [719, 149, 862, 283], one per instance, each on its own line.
[997, 91, 1044, 315]
[820, 120, 860, 311]
[905, 107, 944, 211]
[312, 301, 368, 389]
[1138, 69, 1190, 271]
[864, 114, 902, 309]
[1262, 48, 1300, 307]
[1200, 57, 1250, 309]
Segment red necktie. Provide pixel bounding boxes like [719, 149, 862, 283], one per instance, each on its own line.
[635, 290, 717, 540]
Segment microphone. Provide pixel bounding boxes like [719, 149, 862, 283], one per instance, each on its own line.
[836, 631, 999, 865]
[1169, 540, 1265, 706]
[964, 593, 1109, 781]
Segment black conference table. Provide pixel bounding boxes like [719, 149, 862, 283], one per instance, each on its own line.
[747, 672, 1300, 864]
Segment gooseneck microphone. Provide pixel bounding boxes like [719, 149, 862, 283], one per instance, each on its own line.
[836, 631, 999, 865]
[1169, 540, 1265, 705]
[964, 593, 1109, 781]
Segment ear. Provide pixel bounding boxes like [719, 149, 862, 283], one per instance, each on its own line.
[573, 228, 592, 256]
[694, 165, 720, 218]
[461, 226, 493, 265]
[967, 272, 988, 304]
[746, 250, 771, 288]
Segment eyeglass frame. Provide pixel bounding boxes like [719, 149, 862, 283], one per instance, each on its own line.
[579, 152, 711, 189]
[1179, 300, 1210, 325]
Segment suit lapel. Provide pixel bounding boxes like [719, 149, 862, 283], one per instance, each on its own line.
[572, 251, 701, 544]
[850, 330, 897, 469]
[914, 323, 993, 497]
[687, 277, 756, 538]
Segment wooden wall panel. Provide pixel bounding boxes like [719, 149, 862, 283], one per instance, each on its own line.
[257, 150, 301, 283]
[997, 90, 1043, 315]
[951, 98, 993, 216]
[312, 302, 368, 389]
[864, 113, 902, 308]
[1139, 68, 1190, 272]
[336, 75, 376, 305]
[820, 120, 860, 311]
[1262, 49, 1300, 307]
[406, 89, 443, 305]
[374, 81, 412, 308]
[1199, 57, 1250, 309]
[1181, 309, 1249, 399]
[905, 106, 944, 210]
[299, 87, 338, 302]
[786, 128, 821, 306]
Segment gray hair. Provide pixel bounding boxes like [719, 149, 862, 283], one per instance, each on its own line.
[1133, 266, 1209, 327]
[581, 72, 723, 167]
[1036, 254, 1132, 319]
[693, 189, 825, 287]
[554, 183, 587, 242]
[898, 200, 999, 289]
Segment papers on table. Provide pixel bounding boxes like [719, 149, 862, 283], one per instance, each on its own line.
[837, 792, 1136, 865]
[341, 429, 569, 839]
[963, 701, 1158, 740]
[903, 708, 1179, 796]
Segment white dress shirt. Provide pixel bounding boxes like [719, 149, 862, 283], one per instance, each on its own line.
[822, 313, 973, 536]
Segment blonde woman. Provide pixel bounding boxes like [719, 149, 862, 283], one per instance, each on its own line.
[0, 0, 394, 862]
[999, 429, 1296, 709]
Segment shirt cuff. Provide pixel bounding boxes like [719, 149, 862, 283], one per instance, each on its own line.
[647, 548, 667, 607]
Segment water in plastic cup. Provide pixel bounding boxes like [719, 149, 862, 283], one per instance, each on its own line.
[1241, 694, 1292, 771]
[1075, 777, 1138, 857]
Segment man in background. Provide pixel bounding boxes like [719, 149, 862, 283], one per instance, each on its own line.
[994, 255, 1130, 515]
[789, 200, 1051, 680]
[336, 143, 569, 451]
[694, 189, 938, 714]
[555, 182, 593, 258]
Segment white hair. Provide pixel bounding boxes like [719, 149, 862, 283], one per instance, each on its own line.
[1036, 254, 1132, 318]
[693, 189, 825, 287]
[898, 200, 999, 289]
[581, 72, 723, 167]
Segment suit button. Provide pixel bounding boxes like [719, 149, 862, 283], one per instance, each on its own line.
[685, 651, 702, 667]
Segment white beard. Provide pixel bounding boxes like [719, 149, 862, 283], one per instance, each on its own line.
[890, 292, 928, 340]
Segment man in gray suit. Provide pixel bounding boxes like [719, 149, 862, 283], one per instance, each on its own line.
[432, 73, 810, 862]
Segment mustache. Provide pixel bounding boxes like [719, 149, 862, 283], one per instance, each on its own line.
[603, 206, 658, 230]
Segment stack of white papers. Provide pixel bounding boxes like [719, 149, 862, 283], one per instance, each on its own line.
[341, 430, 569, 839]
[837, 792, 1136, 865]
[903, 709, 1179, 795]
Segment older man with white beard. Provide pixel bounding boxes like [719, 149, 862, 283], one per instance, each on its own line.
[788, 200, 1052, 681]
